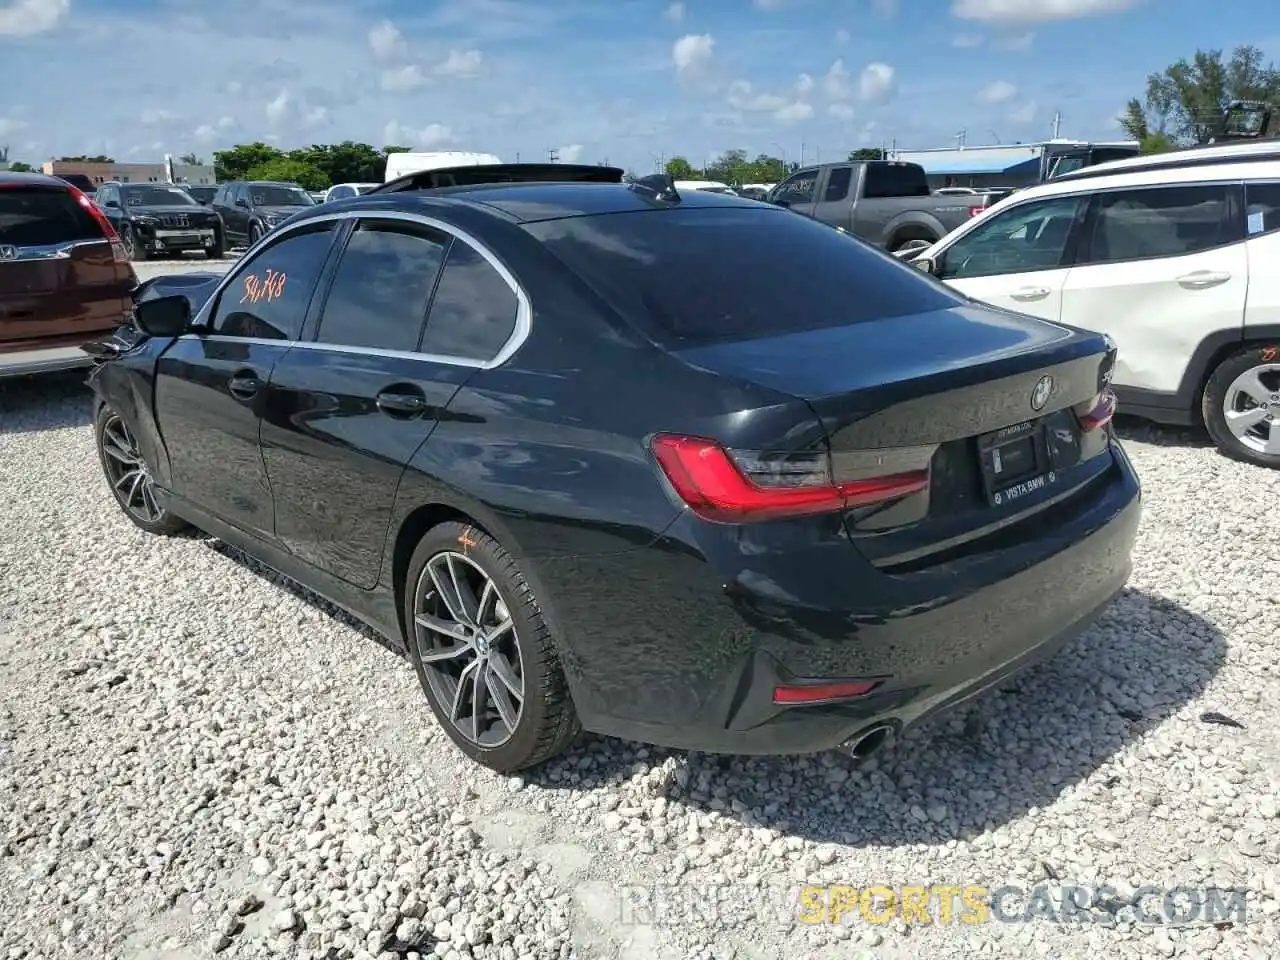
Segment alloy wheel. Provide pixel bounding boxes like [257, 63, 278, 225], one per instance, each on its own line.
[413, 551, 525, 748]
[100, 414, 163, 524]
[1222, 362, 1280, 456]
[120, 227, 137, 259]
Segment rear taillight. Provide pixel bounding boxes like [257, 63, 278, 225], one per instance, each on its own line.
[772, 679, 879, 704]
[1077, 389, 1117, 432]
[66, 184, 129, 263]
[649, 434, 929, 523]
[968, 205, 985, 217]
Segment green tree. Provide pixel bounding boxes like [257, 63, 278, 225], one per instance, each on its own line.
[243, 157, 329, 191]
[748, 153, 787, 182]
[59, 155, 113, 163]
[848, 148, 884, 161]
[179, 152, 203, 165]
[1123, 45, 1280, 146]
[213, 142, 285, 182]
[664, 156, 697, 179]
[8, 161, 34, 172]
[286, 141, 391, 184]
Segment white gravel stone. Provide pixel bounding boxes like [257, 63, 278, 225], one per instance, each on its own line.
[1, 385, 1278, 960]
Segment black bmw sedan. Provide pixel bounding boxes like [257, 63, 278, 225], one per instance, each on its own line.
[86, 165, 1140, 773]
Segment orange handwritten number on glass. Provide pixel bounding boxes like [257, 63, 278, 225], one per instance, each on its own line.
[1263, 346, 1278, 362]
[239, 271, 287, 305]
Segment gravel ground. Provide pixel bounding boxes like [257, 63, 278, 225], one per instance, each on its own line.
[1, 377, 1278, 960]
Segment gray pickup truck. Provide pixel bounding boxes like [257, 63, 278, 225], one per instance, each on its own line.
[765, 160, 995, 251]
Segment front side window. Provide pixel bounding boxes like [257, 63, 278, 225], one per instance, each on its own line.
[771, 172, 817, 206]
[938, 195, 1086, 280]
[206, 224, 335, 340]
[420, 240, 519, 362]
[1077, 185, 1236, 265]
[314, 220, 448, 352]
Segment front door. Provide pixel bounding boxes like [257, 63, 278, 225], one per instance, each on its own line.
[933, 193, 1089, 323]
[261, 216, 521, 589]
[153, 219, 339, 539]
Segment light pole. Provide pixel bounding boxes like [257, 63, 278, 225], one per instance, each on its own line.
[771, 141, 787, 169]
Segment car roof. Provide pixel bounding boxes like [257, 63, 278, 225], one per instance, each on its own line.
[310, 180, 763, 224]
[0, 170, 71, 188]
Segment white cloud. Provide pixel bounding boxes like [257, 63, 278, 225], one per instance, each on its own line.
[265, 90, 290, 125]
[193, 124, 215, 143]
[774, 101, 813, 124]
[951, 0, 1140, 23]
[858, 63, 895, 103]
[140, 108, 179, 126]
[858, 121, 879, 144]
[672, 33, 714, 75]
[976, 80, 1018, 105]
[217, 115, 234, 130]
[828, 103, 856, 121]
[557, 144, 584, 162]
[995, 30, 1035, 50]
[1008, 100, 1039, 124]
[834, 28, 850, 44]
[434, 49, 482, 78]
[664, 2, 685, 22]
[302, 105, 328, 128]
[383, 120, 454, 148]
[795, 73, 814, 94]
[727, 80, 812, 125]
[953, 33, 983, 46]
[381, 65, 426, 93]
[368, 20, 405, 60]
[873, 0, 899, 16]
[0, 0, 68, 37]
[0, 117, 28, 137]
[824, 59, 851, 100]
[224, 81, 243, 96]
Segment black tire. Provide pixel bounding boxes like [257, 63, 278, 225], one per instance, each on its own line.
[1202, 343, 1280, 469]
[249, 223, 263, 246]
[403, 521, 579, 772]
[94, 404, 190, 535]
[120, 225, 148, 262]
[888, 233, 937, 253]
[205, 230, 224, 260]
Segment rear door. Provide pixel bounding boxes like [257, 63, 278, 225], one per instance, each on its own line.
[809, 165, 855, 231]
[1058, 183, 1246, 394]
[154, 220, 339, 540]
[933, 193, 1089, 322]
[261, 215, 521, 588]
[0, 181, 133, 353]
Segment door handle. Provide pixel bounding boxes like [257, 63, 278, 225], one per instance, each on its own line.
[1010, 286, 1052, 301]
[1177, 270, 1231, 289]
[228, 373, 262, 401]
[376, 390, 429, 416]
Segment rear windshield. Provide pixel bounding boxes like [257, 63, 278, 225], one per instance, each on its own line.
[0, 187, 104, 247]
[527, 206, 964, 348]
[863, 163, 931, 198]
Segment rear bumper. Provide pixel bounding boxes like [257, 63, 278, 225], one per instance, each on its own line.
[542, 446, 1141, 756]
[0, 345, 93, 378]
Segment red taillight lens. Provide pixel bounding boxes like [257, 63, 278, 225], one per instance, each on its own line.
[1079, 389, 1117, 432]
[65, 184, 129, 263]
[772, 679, 879, 704]
[968, 205, 985, 217]
[649, 434, 929, 524]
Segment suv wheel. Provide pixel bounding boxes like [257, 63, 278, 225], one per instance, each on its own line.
[249, 223, 263, 246]
[403, 521, 580, 773]
[1202, 344, 1280, 469]
[120, 225, 148, 262]
[94, 405, 189, 535]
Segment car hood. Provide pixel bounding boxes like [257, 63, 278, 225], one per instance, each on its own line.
[134, 271, 224, 315]
[126, 204, 213, 217]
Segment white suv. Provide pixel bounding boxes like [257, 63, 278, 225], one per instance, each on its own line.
[908, 142, 1280, 469]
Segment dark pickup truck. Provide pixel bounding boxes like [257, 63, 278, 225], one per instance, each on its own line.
[766, 160, 997, 251]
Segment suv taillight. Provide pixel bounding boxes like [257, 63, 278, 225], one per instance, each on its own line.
[66, 184, 129, 264]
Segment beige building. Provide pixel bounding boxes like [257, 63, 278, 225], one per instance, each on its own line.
[41, 159, 216, 186]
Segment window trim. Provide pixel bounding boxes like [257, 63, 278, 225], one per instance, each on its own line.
[935, 193, 1089, 281]
[184, 207, 532, 370]
[1072, 181, 1245, 268]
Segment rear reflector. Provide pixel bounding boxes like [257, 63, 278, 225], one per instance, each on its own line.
[650, 434, 929, 523]
[1078, 389, 1117, 431]
[772, 679, 879, 704]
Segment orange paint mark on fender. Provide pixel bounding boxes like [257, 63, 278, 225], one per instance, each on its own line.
[1262, 345, 1277, 362]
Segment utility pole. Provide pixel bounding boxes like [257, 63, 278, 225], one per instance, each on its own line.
[1051, 111, 1062, 139]
[515, 151, 520, 162]
[547, 148, 559, 163]
[800, 140, 806, 166]
[955, 129, 967, 149]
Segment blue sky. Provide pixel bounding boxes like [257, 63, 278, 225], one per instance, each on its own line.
[0, 0, 1274, 172]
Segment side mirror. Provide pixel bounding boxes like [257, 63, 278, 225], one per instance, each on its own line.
[235, 197, 249, 208]
[102, 199, 120, 208]
[133, 295, 192, 338]
[912, 257, 938, 276]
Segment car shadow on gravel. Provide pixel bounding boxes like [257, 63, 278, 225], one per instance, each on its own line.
[527, 587, 1227, 849]
[0, 371, 93, 435]
[1113, 415, 1214, 450]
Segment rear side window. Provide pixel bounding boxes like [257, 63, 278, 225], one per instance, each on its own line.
[1245, 182, 1280, 236]
[420, 241, 519, 361]
[208, 223, 334, 340]
[863, 164, 930, 199]
[0, 187, 103, 246]
[315, 220, 447, 352]
[528, 206, 965, 349]
[1078, 185, 1237, 264]
[823, 167, 853, 202]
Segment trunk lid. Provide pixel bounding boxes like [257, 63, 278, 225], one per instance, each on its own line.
[1, 184, 135, 350]
[674, 304, 1117, 569]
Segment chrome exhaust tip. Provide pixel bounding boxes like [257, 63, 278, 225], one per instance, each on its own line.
[838, 723, 894, 761]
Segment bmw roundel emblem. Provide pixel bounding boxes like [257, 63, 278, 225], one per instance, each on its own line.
[1031, 375, 1053, 411]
